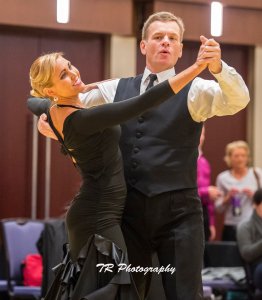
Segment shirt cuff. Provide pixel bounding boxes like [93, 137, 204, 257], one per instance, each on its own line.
[211, 60, 238, 82]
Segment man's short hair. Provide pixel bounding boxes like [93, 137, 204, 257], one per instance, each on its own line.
[253, 188, 262, 205]
[142, 11, 185, 41]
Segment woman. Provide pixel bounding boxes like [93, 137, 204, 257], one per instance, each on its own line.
[29, 52, 206, 299]
[237, 189, 262, 294]
[197, 126, 221, 241]
[216, 140, 262, 241]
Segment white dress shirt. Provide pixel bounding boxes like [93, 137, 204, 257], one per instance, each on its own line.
[80, 61, 250, 122]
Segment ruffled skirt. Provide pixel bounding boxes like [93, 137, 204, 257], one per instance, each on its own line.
[44, 234, 141, 300]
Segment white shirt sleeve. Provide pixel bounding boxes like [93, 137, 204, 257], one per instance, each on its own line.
[79, 79, 120, 108]
[188, 61, 250, 122]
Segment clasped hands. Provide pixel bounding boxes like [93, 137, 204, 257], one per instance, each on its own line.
[196, 35, 222, 74]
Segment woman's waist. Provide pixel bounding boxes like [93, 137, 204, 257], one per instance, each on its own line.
[78, 180, 126, 195]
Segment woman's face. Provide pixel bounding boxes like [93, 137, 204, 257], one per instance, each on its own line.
[46, 56, 86, 99]
[230, 147, 249, 169]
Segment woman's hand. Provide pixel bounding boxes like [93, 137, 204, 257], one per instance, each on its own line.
[242, 188, 254, 199]
[208, 186, 223, 202]
[197, 35, 222, 74]
[223, 188, 240, 205]
[38, 113, 57, 140]
[209, 225, 216, 241]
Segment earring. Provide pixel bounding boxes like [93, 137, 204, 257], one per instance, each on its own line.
[54, 96, 58, 102]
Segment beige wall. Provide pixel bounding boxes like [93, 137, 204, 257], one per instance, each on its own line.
[152, 0, 262, 45]
[0, 0, 133, 35]
[109, 35, 137, 78]
[253, 47, 262, 168]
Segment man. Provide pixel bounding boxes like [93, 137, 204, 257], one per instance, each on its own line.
[237, 188, 262, 293]
[29, 11, 249, 300]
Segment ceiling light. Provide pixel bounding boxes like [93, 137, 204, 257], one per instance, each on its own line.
[57, 0, 70, 24]
[211, 1, 223, 37]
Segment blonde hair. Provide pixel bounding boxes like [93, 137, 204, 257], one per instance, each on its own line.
[142, 11, 185, 41]
[29, 52, 63, 99]
[224, 140, 250, 167]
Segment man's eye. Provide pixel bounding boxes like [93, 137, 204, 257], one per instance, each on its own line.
[169, 36, 177, 41]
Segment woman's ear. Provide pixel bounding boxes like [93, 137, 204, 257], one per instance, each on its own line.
[43, 87, 55, 98]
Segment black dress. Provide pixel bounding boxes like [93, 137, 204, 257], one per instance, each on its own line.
[29, 80, 174, 300]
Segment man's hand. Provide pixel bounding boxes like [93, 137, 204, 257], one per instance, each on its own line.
[38, 114, 57, 140]
[81, 83, 99, 93]
[198, 35, 222, 74]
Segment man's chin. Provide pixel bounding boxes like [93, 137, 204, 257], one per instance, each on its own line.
[156, 61, 174, 70]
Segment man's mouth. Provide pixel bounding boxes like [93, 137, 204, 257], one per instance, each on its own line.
[159, 50, 170, 55]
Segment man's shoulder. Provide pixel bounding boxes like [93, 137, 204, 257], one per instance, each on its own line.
[238, 217, 253, 232]
[119, 74, 143, 82]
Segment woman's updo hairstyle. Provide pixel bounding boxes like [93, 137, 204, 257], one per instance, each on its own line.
[29, 52, 63, 99]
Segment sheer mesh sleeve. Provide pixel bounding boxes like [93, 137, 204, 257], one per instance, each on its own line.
[27, 97, 51, 117]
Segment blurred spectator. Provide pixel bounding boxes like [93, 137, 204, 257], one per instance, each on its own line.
[216, 140, 262, 241]
[237, 188, 262, 291]
[197, 126, 222, 241]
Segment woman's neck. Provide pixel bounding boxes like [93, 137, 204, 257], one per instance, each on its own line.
[231, 166, 248, 179]
[56, 96, 83, 107]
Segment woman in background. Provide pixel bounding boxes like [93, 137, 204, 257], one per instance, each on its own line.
[197, 125, 221, 241]
[216, 141, 262, 241]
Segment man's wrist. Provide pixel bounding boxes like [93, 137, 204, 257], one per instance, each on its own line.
[209, 61, 222, 74]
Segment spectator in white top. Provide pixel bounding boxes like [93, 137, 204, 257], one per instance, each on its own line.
[216, 140, 262, 241]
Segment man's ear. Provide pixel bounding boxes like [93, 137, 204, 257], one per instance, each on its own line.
[140, 40, 147, 56]
[178, 43, 183, 58]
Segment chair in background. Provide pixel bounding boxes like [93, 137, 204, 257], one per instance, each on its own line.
[1, 218, 44, 299]
[0, 243, 8, 299]
[38, 218, 67, 297]
[202, 241, 249, 299]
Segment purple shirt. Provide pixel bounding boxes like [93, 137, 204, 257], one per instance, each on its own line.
[197, 154, 215, 226]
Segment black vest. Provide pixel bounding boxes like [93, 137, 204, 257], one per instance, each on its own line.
[114, 75, 203, 197]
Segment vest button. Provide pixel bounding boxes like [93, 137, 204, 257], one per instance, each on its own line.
[130, 178, 137, 185]
[132, 161, 138, 168]
[138, 116, 144, 123]
[133, 147, 140, 153]
[136, 132, 142, 138]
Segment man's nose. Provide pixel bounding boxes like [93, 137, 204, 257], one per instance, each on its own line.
[162, 35, 170, 45]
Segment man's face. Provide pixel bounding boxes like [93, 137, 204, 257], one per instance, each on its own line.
[140, 21, 183, 73]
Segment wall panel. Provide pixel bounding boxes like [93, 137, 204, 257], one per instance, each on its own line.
[151, 1, 262, 45]
[0, 0, 133, 35]
[0, 26, 105, 219]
